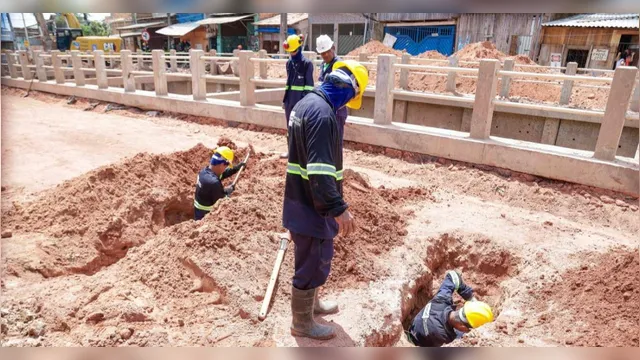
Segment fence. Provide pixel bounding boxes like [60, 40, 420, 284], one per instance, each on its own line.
[1, 49, 638, 194]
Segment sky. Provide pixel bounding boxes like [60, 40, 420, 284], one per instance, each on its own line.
[7, 13, 111, 28]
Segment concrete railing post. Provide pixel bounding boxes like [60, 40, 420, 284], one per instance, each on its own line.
[152, 49, 167, 96]
[232, 49, 240, 76]
[629, 78, 639, 113]
[500, 59, 514, 98]
[358, 53, 369, 62]
[18, 51, 32, 80]
[559, 62, 577, 105]
[169, 49, 177, 70]
[259, 49, 268, 79]
[51, 50, 65, 84]
[33, 51, 47, 82]
[71, 51, 85, 86]
[94, 50, 108, 89]
[136, 50, 142, 66]
[209, 49, 218, 74]
[470, 59, 500, 139]
[7, 52, 18, 78]
[120, 50, 135, 92]
[303, 51, 317, 81]
[593, 66, 638, 161]
[238, 50, 256, 106]
[190, 50, 207, 101]
[446, 56, 459, 93]
[399, 53, 410, 90]
[373, 54, 396, 125]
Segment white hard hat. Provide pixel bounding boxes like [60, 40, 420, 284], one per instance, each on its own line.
[316, 34, 334, 54]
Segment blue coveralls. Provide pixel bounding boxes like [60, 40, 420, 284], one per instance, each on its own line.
[283, 51, 315, 127]
[282, 90, 346, 290]
[407, 271, 475, 347]
[319, 56, 349, 144]
[193, 166, 240, 221]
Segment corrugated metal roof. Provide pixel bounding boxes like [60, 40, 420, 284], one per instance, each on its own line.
[542, 13, 639, 28]
[117, 21, 166, 31]
[156, 22, 201, 37]
[119, 32, 142, 38]
[253, 13, 308, 26]
[8, 13, 37, 28]
[198, 14, 253, 26]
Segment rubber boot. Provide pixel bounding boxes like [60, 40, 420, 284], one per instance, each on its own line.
[314, 287, 339, 315]
[290, 286, 336, 340]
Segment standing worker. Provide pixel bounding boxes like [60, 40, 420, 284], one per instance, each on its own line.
[316, 35, 348, 144]
[283, 60, 369, 340]
[193, 146, 247, 221]
[281, 34, 314, 158]
[406, 270, 494, 347]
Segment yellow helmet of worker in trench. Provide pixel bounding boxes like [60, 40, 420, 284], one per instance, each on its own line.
[211, 146, 234, 165]
[331, 60, 369, 110]
[461, 300, 494, 328]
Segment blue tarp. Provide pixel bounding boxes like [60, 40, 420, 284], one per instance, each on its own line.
[176, 13, 205, 24]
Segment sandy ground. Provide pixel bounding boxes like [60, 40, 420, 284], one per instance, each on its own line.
[1, 90, 638, 347]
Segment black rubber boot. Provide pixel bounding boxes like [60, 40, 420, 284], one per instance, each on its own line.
[290, 286, 336, 340]
[314, 287, 339, 315]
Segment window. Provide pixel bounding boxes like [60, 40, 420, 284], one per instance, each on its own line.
[338, 23, 365, 36]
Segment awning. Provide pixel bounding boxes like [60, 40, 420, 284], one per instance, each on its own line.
[117, 21, 166, 31]
[253, 13, 308, 26]
[156, 22, 201, 37]
[119, 32, 142, 38]
[198, 14, 254, 26]
[542, 13, 639, 29]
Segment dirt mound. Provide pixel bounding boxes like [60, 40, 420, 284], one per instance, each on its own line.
[347, 40, 404, 57]
[454, 41, 507, 61]
[216, 136, 238, 150]
[417, 50, 447, 60]
[509, 54, 535, 65]
[528, 249, 639, 347]
[2, 144, 214, 276]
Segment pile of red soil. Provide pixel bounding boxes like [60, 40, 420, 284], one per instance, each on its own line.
[347, 40, 404, 57]
[454, 41, 508, 61]
[2, 144, 216, 277]
[417, 50, 447, 60]
[530, 249, 639, 347]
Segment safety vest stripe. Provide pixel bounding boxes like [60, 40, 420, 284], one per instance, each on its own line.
[448, 271, 460, 291]
[287, 163, 343, 180]
[193, 200, 213, 212]
[286, 85, 313, 91]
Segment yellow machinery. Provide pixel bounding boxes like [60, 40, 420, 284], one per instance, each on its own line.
[71, 36, 122, 52]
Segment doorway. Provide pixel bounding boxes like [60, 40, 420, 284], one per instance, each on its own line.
[565, 49, 589, 68]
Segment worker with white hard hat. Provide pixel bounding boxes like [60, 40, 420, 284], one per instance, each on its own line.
[316, 34, 348, 145]
[406, 270, 495, 347]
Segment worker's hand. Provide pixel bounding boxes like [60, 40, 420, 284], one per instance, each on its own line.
[335, 210, 356, 237]
[224, 185, 235, 196]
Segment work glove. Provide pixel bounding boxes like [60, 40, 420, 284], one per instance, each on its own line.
[236, 162, 247, 170]
[224, 184, 235, 196]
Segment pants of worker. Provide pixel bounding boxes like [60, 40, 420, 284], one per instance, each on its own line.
[291, 232, 334, 290]
[194, 208, 209, 221]
[336, 113, 347, 146]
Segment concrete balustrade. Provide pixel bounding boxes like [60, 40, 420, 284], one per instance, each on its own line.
[259, 49, 268, 79]
[51, 50, 65, 84]
[3, 49, 638, 195]
[500, 59, 514, 98]
[560, 62, 578, 105]
[6, 53, 18, 78]
[34, 51, 47, 82]
[446, 56, 459, 93]
[594, 66, 638, 161]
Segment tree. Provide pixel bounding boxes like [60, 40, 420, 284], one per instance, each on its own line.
[81, 21, 110, 36]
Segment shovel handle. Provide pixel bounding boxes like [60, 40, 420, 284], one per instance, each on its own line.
[231, 150, 251, 187]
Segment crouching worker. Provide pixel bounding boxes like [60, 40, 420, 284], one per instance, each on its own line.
[193, 146, 246, 221]
[407, 270, 494, 347]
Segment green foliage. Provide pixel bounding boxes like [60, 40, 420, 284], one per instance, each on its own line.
[54, 15, 67, 28]
[81, 21, 110, 37]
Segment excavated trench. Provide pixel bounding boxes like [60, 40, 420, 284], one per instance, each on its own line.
[399, 233, 518, 342]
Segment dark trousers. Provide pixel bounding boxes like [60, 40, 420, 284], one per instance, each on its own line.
[291, 232, 334, 290]
[336, 113, 347, 146]
[194, 208, 208, 221]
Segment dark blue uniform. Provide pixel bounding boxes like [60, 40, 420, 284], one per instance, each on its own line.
[283, 90, 347, 290]
[193, 166, 240, 220]
[319, 56, 348, 144]
[407, 271, 475, 347]
[283, 53, 315, 126]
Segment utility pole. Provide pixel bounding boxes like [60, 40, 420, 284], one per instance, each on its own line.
[166, 13, 171, 50]
[279, 13, 287, 55]
[21, 13, 29, 50]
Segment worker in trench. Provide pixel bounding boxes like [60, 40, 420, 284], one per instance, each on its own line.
[281, 34, 315, 159]
[406, 270, 494, 347]
[315, 35, 348, 145]
[193, 146, 246, 221]
[283, 59, 369, 340]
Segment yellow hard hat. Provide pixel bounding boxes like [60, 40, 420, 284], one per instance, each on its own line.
[462, 301, 494, 328]
[283, 34, 304, 53]
[212, 146, 234, 165]
[331, 60, 369, 110]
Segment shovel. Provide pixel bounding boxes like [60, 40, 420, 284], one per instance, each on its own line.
[231, 149, 251, 188]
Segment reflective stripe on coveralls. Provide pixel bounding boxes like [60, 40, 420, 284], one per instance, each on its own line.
[285, 85, 315, 91]
[287, 163, 344, 180]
